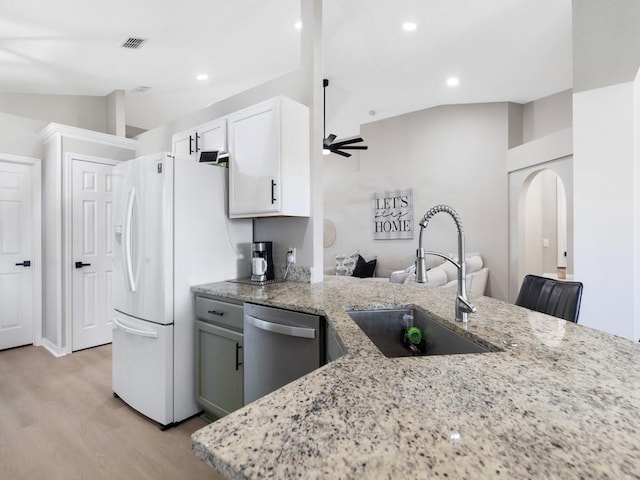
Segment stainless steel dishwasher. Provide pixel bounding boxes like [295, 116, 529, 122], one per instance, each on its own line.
[243, 303, 323, 404]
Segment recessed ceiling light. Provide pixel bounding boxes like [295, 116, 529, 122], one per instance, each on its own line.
[196, 74, 208, 81]
[294, 21, 303, 30]
[402, 22, 417, 32]
[447, 77, 460, 87]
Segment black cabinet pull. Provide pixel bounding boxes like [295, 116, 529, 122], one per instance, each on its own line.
[207, 310, 224, 316]
[15, 260, 31, 267]
[195, 133, 200, 152]
[235, 343, 243, 371]
[271, 179, 277, 204]
[189, 135, 194, 155]
[75, 261, 91, 268]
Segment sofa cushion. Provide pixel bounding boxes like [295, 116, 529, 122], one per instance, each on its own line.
[465, 255, 483, 273]
[390, 264, 415, 283]
[441, 267, 489, 296]
[403, 266, 448, 287]
[438, 261, 458, 282]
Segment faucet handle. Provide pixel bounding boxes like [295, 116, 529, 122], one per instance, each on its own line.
[457, 295, 476, 314]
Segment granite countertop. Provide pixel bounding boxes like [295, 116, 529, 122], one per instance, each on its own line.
[191, 276, 640, 479]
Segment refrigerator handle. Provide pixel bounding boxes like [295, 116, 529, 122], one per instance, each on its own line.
[124, 187, 137, 292]
[113, 318, 158, 339]
[245, 314, 316, 339]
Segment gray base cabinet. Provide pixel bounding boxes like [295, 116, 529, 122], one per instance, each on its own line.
[195, 296, 244, 418]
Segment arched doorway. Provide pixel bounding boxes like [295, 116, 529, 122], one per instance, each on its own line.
[518, 169, 568, 286]
[507, 147, 573, 301]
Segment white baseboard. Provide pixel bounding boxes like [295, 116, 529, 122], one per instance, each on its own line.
[41, 338, 67, 357]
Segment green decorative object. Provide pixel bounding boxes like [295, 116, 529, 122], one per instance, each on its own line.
[406, 326, 422, 345]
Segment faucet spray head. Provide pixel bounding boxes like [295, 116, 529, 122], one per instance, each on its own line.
[416, 248, 428, 283]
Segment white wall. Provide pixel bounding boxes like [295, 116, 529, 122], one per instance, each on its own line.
[0, 112, 47, 158]
[522, 90, 573, 143]
[523, 170, 560, 276]
[573, 81, 636, 339]
[523, 174, 544, 275]
[0, 92, 108, 133]
[323, 102, 511, 300]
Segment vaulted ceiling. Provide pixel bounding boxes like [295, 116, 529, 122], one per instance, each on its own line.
[0, 0, 572, 134]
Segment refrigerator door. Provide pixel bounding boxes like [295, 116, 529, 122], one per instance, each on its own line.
[129, 153, 173, 325]
[113, 153, 173, 325]
[112, 310, 174, 426]
[112, 159, 134, 316]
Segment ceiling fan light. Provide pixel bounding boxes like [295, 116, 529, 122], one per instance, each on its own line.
[322, 148, 331, 155]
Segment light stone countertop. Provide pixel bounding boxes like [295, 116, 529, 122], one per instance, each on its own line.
[191, 276, 640, 479]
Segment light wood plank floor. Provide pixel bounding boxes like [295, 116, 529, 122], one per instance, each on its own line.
[0, 344, 224, 480]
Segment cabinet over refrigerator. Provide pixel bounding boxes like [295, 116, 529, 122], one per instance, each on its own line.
[111, 152, 252, 428]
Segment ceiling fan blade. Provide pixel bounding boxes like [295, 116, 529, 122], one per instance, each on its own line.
[337, 145, 368, 150]
[330, 149, 352, 158]
[325, 134, 337, 144]
[331, 136, 364, 147]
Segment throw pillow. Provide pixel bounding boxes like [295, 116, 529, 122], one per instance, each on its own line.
[335, 250, 359, 275]
[352, 255, 377, 278]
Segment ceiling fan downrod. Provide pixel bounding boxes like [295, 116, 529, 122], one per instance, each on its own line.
[322, 78, 368, 158]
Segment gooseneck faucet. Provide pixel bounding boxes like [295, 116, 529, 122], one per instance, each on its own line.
[416, 205, 476, 323]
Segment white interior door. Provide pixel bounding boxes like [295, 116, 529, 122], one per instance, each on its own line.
[71, 157, 117, 351]
[0, 162, 34, 350]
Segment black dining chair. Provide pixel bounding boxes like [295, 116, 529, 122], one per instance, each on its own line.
[515, 274, 584, 323]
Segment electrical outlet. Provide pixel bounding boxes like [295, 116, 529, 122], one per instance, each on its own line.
[287, 248, 296, 264]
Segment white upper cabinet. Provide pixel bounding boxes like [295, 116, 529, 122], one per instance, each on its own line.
[172, 118, 226, 162]
[227, 96, 310, 218]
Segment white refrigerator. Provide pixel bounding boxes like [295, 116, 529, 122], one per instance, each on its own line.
[111, 152, 252, 428]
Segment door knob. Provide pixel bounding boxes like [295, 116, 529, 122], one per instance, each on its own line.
[15, 260, 31, 267]
[75, 261, 91, 268]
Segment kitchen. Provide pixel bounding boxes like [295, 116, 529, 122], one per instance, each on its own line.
[2, 1, 640, 479]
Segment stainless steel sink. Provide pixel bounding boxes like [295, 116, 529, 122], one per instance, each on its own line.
[347, 308, 498, 357]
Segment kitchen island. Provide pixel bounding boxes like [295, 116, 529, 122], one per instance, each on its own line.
[191, 276, 640, 479]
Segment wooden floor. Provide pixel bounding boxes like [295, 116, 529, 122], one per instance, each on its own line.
[0, 344, 224, 480]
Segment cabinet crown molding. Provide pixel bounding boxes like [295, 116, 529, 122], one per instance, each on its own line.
[39, 122, 137, 150]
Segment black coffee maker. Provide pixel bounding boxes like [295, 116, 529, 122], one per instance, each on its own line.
[251, 241, 275, 282]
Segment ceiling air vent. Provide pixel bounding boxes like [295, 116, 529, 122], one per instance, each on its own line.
[121, 37, 146, 49]
[132, 86, 151, 93]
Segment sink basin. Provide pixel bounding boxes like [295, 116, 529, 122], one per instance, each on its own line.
[347, 308, 497, 357]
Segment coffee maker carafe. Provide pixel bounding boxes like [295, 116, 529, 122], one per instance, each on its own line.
[251, 241, 275, 282]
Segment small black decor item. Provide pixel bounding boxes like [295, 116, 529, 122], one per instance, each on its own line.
[322, 79, 369, 158]
[352, 254, 377, 278]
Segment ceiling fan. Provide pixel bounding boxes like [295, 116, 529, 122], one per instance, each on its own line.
[322, 79, 369, 158]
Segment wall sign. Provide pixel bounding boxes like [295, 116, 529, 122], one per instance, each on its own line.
[372, 188, 413, 240]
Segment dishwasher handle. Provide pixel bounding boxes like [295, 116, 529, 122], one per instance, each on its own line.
[244, 314, 316, 339]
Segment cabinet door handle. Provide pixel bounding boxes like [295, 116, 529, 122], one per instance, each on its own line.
[207, 310, 224, 316]
[235, 343, 242, 371]
[195, 133, 200, 152]
[271, 179, 277, 204]
[189, 135, 194, 155]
